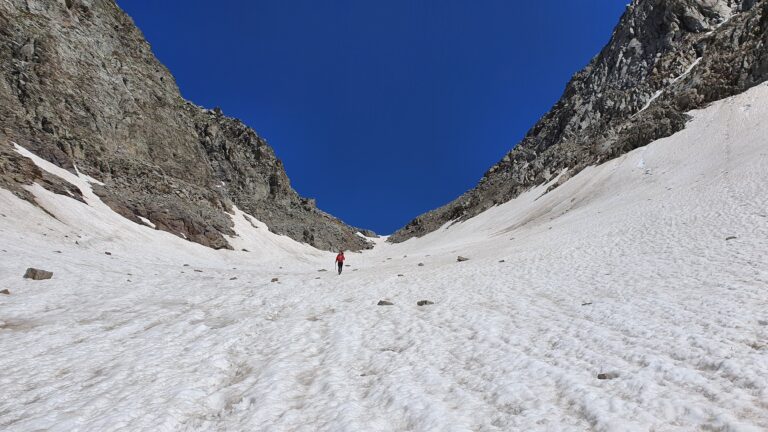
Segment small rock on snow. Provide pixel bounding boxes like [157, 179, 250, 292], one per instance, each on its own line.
[418, 263, 425, 267]
[377, 300, 394, 306]
[271, 278, 279, 282]
[23, 268, 53, 280]
[104, 251, 112, 255]
[457, 256, 470, 262]
[417, 300, 434, 306]
[229, 277, 237, 280]
[597, 372, 620, 380]
[0, 289, 9, 295]
[725, 236, 738, 241]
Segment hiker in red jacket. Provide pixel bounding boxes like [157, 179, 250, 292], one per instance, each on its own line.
[335, 250, 345, 275]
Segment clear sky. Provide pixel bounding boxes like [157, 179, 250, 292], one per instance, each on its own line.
[117, 1, 627, 234]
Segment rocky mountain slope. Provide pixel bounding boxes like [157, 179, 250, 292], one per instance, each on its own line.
[391, 0, 768, 242]
[0, 0, 372, 251]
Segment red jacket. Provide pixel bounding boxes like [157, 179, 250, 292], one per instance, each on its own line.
[335, 253, 345, 263]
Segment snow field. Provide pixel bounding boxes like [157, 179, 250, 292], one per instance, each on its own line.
[1, 84, 768, 431]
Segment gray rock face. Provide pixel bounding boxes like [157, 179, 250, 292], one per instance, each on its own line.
[0, 0, 371, 252]
[23, 268, 53, 280]
[391, 0, 768, 242]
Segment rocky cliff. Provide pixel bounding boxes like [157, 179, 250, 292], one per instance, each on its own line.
[391, 0, 768, 242]
[0, 0, 372, 251]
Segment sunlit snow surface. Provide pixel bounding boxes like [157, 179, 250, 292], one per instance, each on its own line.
[2, 85, 768, 431]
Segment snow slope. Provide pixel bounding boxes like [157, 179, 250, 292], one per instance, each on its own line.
[1, 84, 768, 431]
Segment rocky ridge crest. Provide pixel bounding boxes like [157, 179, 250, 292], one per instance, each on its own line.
[0, 0, 372, 251]
[391, 0, 768, 242]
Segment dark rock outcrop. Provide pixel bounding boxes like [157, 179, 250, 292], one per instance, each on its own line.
[391, 0, 768, 242]
[0, 0, 371, 251]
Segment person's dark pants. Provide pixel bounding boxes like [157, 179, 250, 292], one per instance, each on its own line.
[337, 262, 343, 275]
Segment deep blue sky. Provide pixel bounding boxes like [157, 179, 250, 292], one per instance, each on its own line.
[118, 1, 626, 234]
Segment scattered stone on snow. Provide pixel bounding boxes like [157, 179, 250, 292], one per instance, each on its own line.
[417, 300, 434, 306]
[377, 300, 394, 306]
[23, 268, 53, 280]
[194, 269, 203, 273]
[229, 277, 237, 280]
[318, 269, 327, 272]
[418, 263, 425, 267]
[725, 236, 738, 241]
[597, 372, 620, 380]
[271, 278, 279, 283]
[0, 289, 9, 295]
[457, 256, 470, 262]
[499, 259, 505, 263]
[104, 251, 112, 255]
[582, 302, 593, 306]
[241, 249, 250, 252]
[397, 274, 404, 277]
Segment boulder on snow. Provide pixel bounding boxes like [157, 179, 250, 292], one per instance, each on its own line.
[104, 251, 112, 255]
[417, 300, 434, 306]
[23, 268, 53, 280]
[0, 289, 9, 295]
[377, 300, 394, 306]
[457, 256, 470, 262]
[271, 277, 279, 283]
[418, 263, 425, 267]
